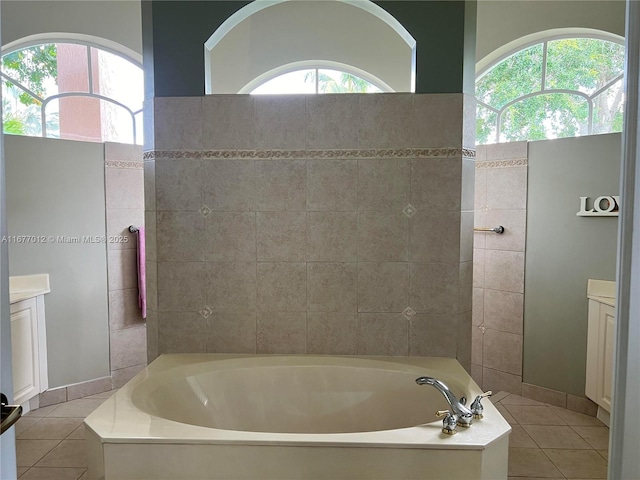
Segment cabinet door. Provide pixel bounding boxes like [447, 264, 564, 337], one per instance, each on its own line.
[10, 298, 40, 405]
[599, 304, 615, 411]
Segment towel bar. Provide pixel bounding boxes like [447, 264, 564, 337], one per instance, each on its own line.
[129, 226, 139, 233]
[474, 226, 505, 234]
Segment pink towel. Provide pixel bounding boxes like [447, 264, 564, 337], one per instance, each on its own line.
[135, 227, 147, 319]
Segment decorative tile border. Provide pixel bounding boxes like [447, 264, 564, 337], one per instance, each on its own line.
[143, 148, 476, 161]
[476, 159, 528, 169]
[106, 160, 144, 170]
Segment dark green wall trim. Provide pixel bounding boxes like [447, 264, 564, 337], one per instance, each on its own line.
[144, 0, 476, 96]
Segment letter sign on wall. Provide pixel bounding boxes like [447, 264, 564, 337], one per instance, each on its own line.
[577, 196, 620, 217]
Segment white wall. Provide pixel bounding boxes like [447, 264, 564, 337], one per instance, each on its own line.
[5, 136, 110, 388]
[476, 0, 625, 70]
[207, 0, 413, 93]
[1, 0, 141, 59]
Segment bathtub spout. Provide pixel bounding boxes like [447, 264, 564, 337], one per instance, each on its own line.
[415, 376, 474, 427]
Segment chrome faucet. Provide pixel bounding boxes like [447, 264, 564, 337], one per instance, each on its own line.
[415, 376, 475, 427]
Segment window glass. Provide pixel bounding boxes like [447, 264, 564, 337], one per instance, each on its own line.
[591, 80, 624, 135]
[251, 67, 384, 94]
[1, 80, 42, 136]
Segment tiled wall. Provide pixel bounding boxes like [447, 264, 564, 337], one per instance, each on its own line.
[104, 142, 147, 387]
[472, 142, 528, 394]
[145, 93, 475, 367]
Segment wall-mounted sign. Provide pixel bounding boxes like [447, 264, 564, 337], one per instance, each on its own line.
[577, 196, 620, 217]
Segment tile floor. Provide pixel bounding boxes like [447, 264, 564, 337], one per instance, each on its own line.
[13, 390, 608, 480]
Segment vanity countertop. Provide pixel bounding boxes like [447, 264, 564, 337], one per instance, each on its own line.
[9, 274, 51, 304]
[587, 279, 616, 307]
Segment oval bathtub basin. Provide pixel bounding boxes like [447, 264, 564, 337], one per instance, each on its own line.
[85, 355, 511, 480]
[131, 362, 450, 434]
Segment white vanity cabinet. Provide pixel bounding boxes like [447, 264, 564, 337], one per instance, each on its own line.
[9, 274, 50, 407]
[585, 279, 615, 426]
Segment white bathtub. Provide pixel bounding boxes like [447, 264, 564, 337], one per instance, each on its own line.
[85, 355, 510, 479]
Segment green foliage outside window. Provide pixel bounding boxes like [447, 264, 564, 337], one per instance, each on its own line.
[476, 38, 625, 144]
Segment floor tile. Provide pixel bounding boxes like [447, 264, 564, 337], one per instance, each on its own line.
[17, 466, 29, 477]
[509, 425, 538, 448]
[504, 405, 566, 425]
[46, 399, 105, 418]
[597, 449, 609, 460]
[508, 477, 564, 480]
[549, 406, 604, 426]
[35, 440, 87, 468]
[67, 424, 86, 439]
[496, 404, 517, 425]
[83, 389, 118, 400]
[16, 439, 61, 467]
[18, 418, 83, 440]
[571, 426, 610, 450]
[19, 467, 85, 480]
[523, 425, 591, 449]
[508, 448, 564, 478]
[500, 394, 545, 406]
[15, 418, 42, 436]
[543, 448, 608, 479]
[491, 391, 511, 404]
[24, 405, 60, 418]
[78, 471, 88, 480]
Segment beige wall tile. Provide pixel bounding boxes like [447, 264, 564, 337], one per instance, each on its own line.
[457, 311, 472, 371]
[207, 212, 257, 261]
[307, 263, 357, 312]
[460, 211, 474, 263]
[485, 141, 527, 161]
[521, 383, 567, 408]
[257, 312, 306, 353]
[472, 326, 484, 365]
[144, 210, 156, 262]
[146, 310, 158, 362]
[409, 210, 461, 263]
[486, 166, 527, 210]
[254, 96, 306, 150]
[357, 211, 408, 261]
[255, 159, 306, 211]
[459, 261, 473, 313]
[357, 158, 409, 211]
[257, 262, 306, 312]
[410, 262, 458, 314]
[484, 209, 527, 252]
[157, 261, 206, 312]
[113, 364, 145, 389]
[110, 326, 147, 370]
[357, 262, 409, 313]
[154, 97, 203, 150]
[107, 249, 138, 291]
[307, 212, 357, 261]
[307, 159, 357, 211]
[461, 158, 476, 213]
[158, 312, 206, 354]
[482, 367, 522, 395]
[358, 94, 413, 148]
[202, 95, 254, 149]
[483, 289, 523, 334]
[462, 95, 476, 150]
[413, 93, 462, 148]
[472, 287, 484, 326]
[484, 250, 525, 293]
[357, 313, 409, 355]
[109, 288, 144, 331]
[471, 364, 483, 387]
[144, 160, 156, 211]
[203, 159, 256, 211]
[66, 377, 113, 402]
[206, 313, 257, 354]
[474, 166, 487, 211]
[156, 211, 205, 261]
[306, 95, 358, 149]
[566, 394, 598, 417]
[475, 145, 488, 162]
[473, 248, 485, 288]
[106, 208, 143, 250]
[483, 328, 522, 375]
[105, 167, 144, 210]
[256, 212, 305, 261]
[105, 142, 143, 162]
[410, 158, 461, 211]
[409, 314, 457, 357]
[206, 262, 257, 312]
[155, 158, 203, 211]
[473, 230, 486, 249]
[307, 312, 358, 355]
[145, 259, 158, 312]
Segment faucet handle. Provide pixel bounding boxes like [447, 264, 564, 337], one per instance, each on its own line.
[435, 410, 458, 435]
[470, 391, 493, 419]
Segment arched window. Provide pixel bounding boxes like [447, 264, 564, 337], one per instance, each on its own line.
[2, 42, 143, 144]
[249, 67, 386, 95]
[476, 36, 624, 144]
